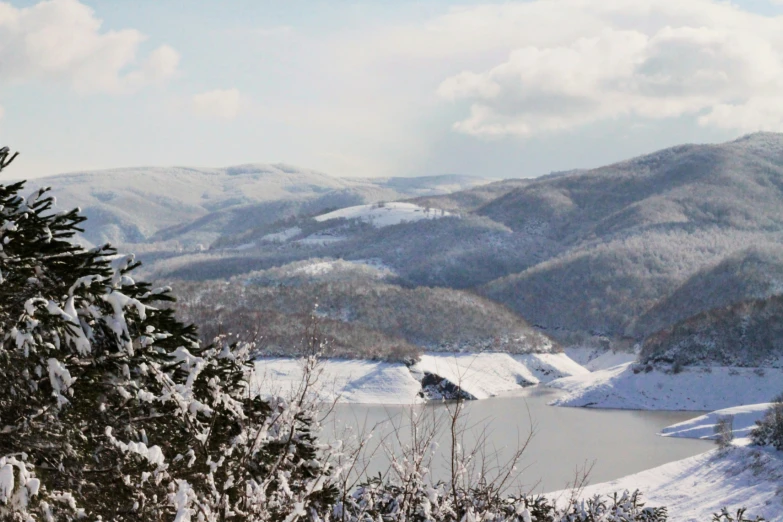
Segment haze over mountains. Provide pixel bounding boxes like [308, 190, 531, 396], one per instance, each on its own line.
[22, 132, 783, 363]
[18, 165, 489, 247]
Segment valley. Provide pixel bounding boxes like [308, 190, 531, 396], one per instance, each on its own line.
[14, 132, 783, 520]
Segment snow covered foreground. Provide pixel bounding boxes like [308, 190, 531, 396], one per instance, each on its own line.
[548, 363, 783, 410]
[551, 446, 783, 521]
[562, 402, 782, 519]
[252, 352, 587, 404]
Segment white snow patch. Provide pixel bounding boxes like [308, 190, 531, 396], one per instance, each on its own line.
[314, 202, 451, 228]
[512, 353, 590, 381]
[252, 353, 588, 404]
[661, 403, 771, 441]
[252, 358, 423, 405]
[228, 242, 257, 251]
[564, 347, 638, 371]
[293, 261, 336, 276]
[585, 350, 638, 371]
[413, 353, 539, 400]
[288, 259, 395, 279]
[549, 363, 783, 410]
[549, 446, 783, 521]
[351, 258, 396, 275]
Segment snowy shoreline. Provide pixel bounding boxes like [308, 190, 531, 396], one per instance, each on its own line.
[252, 351, 588, 404]
[548, 362, 783, 411]
[253, 353, 782, 519]
[551, 402, 783, 520]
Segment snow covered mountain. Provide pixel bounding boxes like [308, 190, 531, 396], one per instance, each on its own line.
[639, 293, 783, 368]
[17, 165, 489, 247]
[172, 258, 557, 361]
[479, 132, 783, 341]
[28, 133, 783, 361]
[140, 133, 783, 354]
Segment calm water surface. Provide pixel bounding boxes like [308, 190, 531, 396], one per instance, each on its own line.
[325, 386, 711, 494]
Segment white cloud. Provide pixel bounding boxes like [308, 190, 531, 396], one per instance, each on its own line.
[0, 0, 179, 94]
[191, 89, 241, 120]
[403, 0, 783, 137]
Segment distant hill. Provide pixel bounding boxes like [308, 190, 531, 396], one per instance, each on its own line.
[169, 258, 557, 361]
[632, 245, 783, 338]
[36, 133, 783, 353]
[639, 293, 783, 368]
[480, 132, 783, 340]
[19, 166, 490, 247]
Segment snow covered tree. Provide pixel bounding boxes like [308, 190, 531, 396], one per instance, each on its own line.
[0, 148, 337, 521]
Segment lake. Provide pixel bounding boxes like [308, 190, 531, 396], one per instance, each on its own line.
[324, 386, 711, 494]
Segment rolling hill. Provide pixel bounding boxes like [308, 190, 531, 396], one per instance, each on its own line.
[25, 132, 783, 354]
[18, 166, 489, 247]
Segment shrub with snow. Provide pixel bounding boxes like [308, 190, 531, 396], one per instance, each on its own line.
[750, 393, 783, 451]
[714, 415, 735, 450]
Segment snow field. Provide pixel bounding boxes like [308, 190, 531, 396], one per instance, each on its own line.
[513, 352, 591, 381]
[548, 363, 783, 410]
[314, 202, 451, 228]
[564, 347, 639, 371]
[661, 403, 772, 441]
[252, 358, 423, 405]
[412, 353, 539, 400]
[253, 352, 588, 404]
[549, 446, 783, 521]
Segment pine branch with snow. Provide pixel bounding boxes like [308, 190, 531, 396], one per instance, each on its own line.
[0, 150, 339, 521]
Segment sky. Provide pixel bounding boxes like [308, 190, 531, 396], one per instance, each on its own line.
[2, 0, 783, 180]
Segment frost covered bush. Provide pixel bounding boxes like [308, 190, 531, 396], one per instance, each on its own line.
[750, 393, 783, 451]
[714, 415, 735, 450]
[337, 483, 668, 522]
[712, 507, 766, 521]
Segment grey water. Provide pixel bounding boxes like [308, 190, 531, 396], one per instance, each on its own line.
[324, 386, 711, 494]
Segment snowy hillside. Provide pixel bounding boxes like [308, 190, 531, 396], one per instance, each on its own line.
[315, 202, 451, 227]
[478, 132, 783, 341]
[20, 166, 488, 247]
[633, 245, 783, 338]
[252, 352, 588, 404]
[252, 358, 423, 405]
[639, 293, 783, 368]
[171, 261, 557, 361]
[143, 133, 783, 364]
[548, 363, 783, 411]
[661, 403, 772, 441]
[553, 446, 783, 521]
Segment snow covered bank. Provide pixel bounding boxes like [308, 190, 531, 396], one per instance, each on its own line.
[551, 446, 783, 521]
[253, 352, 588, 404]
[564, 347, 638, 371]
[661, 403, 771, 441]
[549, 363, 783, 410]
[252, 358, 423, 404]
[314, 202, 450, 227]
[512, 353, 590, 381]
[409, 352, 589, 401]
[412, 353, 537, 400]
